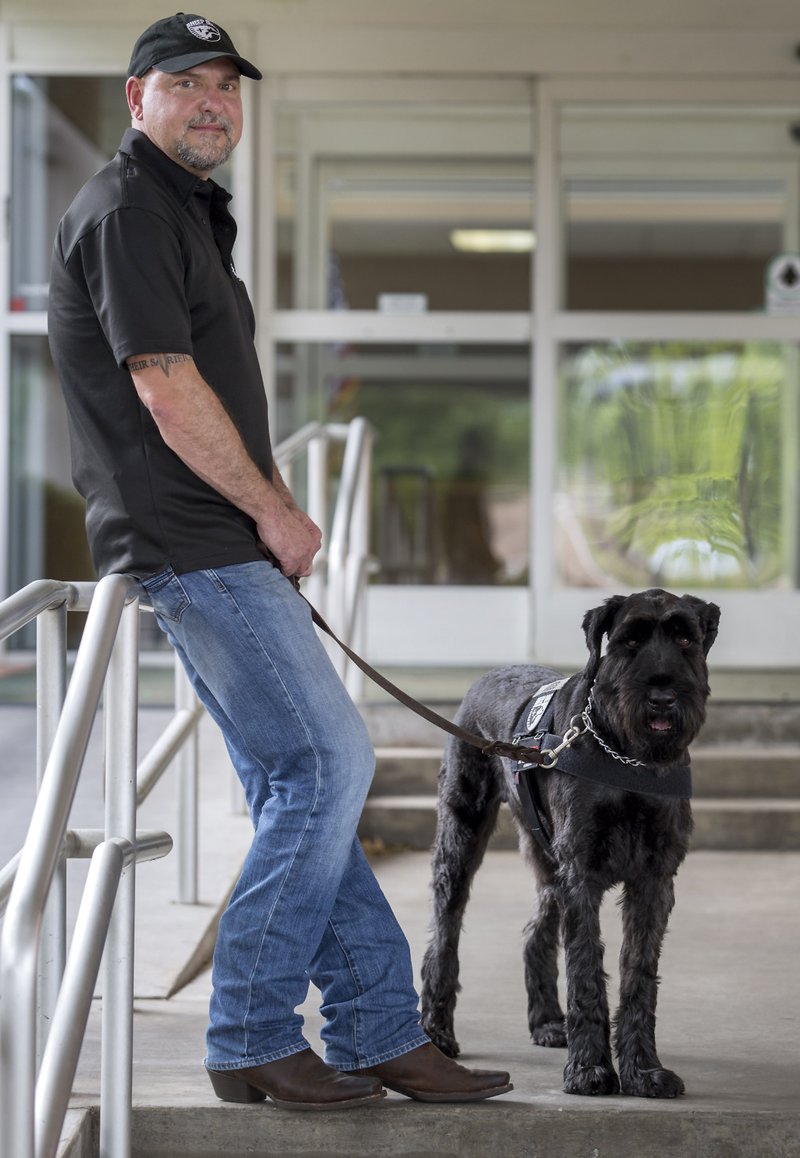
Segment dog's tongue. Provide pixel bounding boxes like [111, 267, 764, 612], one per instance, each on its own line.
[650, 718, 672, 731]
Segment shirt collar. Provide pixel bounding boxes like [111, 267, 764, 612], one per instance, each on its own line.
[119, 128, 231, 209]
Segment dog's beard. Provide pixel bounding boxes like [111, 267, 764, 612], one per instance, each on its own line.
[595, 685, 707, 765]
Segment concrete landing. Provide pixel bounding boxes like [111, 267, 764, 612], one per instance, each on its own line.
[65, 849, 800, 1158]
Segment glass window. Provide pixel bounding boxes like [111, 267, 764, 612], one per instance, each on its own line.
[8, 337, 94, 644]
[275, 105, 533, 311]
[277, 342, 530, 585]
[10, 76, 127, 312]
[560, 106, 798, 312]
[556, 341, 794, 589]
[9, 73, 238, 316]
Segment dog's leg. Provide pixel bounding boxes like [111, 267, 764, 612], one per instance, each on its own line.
[519, 843, 566, 1047]
[615, 874, 684, 1098]
[560, 876, 620, 1096]
[420, 741, 502, 1058]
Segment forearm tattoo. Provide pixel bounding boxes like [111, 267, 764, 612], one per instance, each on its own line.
[128, 353, 191, 376]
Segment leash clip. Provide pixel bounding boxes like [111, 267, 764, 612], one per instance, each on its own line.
[539, 714, 586, 769]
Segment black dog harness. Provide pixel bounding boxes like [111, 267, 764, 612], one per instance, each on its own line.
[295, 587, 692, 861]
[510, 679, 692, 858]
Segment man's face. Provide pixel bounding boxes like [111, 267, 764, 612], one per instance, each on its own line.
[126, 58, 244, 177]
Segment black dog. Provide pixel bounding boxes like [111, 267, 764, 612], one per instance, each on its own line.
[420, 588, 720, 1099]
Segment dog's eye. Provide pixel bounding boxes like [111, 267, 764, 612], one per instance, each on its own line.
[676, 635, 692, 648]
[625, 637, 641, 650]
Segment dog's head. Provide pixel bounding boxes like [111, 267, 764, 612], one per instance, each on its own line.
[581, 588, 721, 763]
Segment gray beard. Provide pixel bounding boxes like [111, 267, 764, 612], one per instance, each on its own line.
[176, 124, 234, 173]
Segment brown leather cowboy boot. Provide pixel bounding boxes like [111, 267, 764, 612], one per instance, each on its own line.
[206, 1046, 385, 1110]
[354, 1041, 513, 1102]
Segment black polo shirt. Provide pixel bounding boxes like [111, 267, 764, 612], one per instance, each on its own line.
[48, 128, 273, 579]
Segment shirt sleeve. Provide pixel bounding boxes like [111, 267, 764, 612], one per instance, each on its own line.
[73, 206, 194, 367]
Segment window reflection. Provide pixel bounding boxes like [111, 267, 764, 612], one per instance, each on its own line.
[10, 76, 125, 312]
[9, 338, 94, 644]
[557, 341, 790, 589]
[561, 105, 797, 312]
[277, 343, 530, 585]
[275, 106, 533, 311]
[565, 178, 783, 311]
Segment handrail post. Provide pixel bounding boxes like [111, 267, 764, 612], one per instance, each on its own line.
[100, 594, 139, 1158]
[344, 423, 373, 700]
[1, 574, 132, 1158]
[175, 657, 199, 905]
[304, 431, 329, 614]
[327, 419, 369, 665]
[35, 600, 68, 1065]
[35, 841, 125, 1158]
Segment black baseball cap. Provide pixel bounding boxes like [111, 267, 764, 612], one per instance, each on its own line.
[128, 12, 262, 80]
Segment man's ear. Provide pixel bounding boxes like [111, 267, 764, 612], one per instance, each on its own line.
[682, 595, 721, 656]
[126, 75, 145, 123]
[581, 594, 628, 684]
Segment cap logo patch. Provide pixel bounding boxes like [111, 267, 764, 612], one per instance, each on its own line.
[186, 18, 221, 43]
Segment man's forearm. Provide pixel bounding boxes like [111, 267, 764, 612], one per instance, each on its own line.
[129, 353, 278, 518]
[127, 353, 321, 575]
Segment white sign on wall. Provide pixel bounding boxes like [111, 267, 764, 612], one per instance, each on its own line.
[765, 254, 800, 316]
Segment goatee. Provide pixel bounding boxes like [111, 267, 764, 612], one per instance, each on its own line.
[177, 117, 234, 173]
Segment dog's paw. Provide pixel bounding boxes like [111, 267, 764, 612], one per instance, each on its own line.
[563, 1062, 620, 1097]
[422, 1024, 461, 1058]
[621, 1066, 685, 1099]
[531, 1019, 567, 1048]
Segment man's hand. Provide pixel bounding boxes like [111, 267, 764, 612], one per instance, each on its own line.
[258, 504, 321, 578]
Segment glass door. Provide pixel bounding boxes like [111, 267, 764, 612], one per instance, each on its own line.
[4, 76, 127, 643]
[269, 83, 537, 664]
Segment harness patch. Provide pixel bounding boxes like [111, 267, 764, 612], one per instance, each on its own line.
[524, 678, 568, 733]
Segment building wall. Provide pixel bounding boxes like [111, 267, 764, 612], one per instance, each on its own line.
[2, 2, 800, 666]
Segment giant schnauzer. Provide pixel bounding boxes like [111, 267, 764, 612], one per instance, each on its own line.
[420, 588, 720, 1099]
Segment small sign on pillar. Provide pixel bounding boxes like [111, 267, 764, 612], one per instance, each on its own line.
[765, 254, 800, 315]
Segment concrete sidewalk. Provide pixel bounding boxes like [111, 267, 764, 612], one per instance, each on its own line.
[3, 697, 799, 1155]
[67, 846, 800, 1157]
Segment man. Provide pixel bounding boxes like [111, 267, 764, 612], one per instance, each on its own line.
[48, 13, 513, 1111]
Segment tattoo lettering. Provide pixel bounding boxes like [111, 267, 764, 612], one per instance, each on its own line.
[128, 353, 191, 376]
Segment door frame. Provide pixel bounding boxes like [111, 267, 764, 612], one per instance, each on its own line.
[264, 74, 800, 668]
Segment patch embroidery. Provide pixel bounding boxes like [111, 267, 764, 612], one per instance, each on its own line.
[186, 18, 221, 43]
[524, 678, 568, 733]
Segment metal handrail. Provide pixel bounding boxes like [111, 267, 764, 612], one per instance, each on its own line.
[275, 417, 375, 696]
[0, 575, 175, 1158]
[0, 586, 202, 920]
[0, 417, 375, 1158]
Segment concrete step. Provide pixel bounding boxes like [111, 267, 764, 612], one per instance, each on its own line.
[374, 743, 800, 799]
[361, 696, 800, 748]
[363, 682, 800, 851]
[691, 743, 800, 797]
[358, 794, 800, 852]
[127, 1099, 798, 1158]
[373, 745, 443, 794]
[700, 699, 800, 743]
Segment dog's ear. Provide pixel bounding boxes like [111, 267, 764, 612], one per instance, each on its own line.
[582, 595, 628, 682]
[681, 595, 721, 656]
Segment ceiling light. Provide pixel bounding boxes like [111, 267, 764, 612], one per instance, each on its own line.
[449, 228, 536, 253]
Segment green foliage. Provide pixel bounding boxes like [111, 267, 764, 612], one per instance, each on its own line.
[329, 371, 530, 583]
[559, 341, 786, 587]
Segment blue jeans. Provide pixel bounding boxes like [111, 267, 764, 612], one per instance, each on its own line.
[140, 561, 428, 1071]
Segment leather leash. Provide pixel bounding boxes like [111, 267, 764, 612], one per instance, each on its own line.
[301, 593, 548, 767]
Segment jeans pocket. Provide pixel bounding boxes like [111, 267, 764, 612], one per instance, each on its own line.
[139, 567, 191, 623]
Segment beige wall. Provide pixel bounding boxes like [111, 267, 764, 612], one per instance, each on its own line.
[2, 1, 800, 79]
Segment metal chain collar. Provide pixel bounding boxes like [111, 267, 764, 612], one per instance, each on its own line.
[539, 688, 648, 770]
